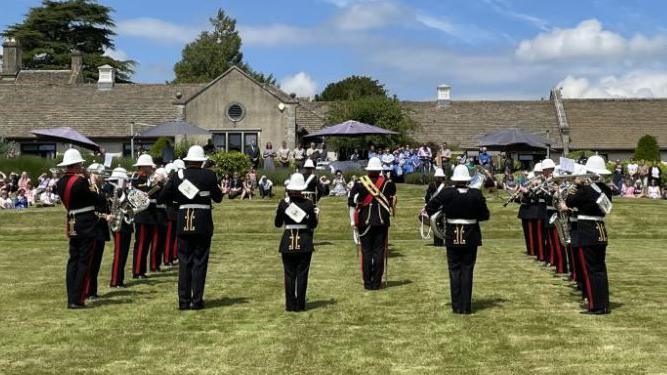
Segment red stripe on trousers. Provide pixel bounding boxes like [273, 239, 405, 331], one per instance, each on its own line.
[80, 240, 96, 304]
[569, 245, 577, 281]
[578, 247, 594, 310]
[552, 229, 564, 273]
[549, 228, 555, 265]
[150, 226, 158, 271]
[527, 221, 534, 256]
[537, 220, 544, 261]
[164, 221, 172, 264]
[134, 225, 145, 276]
[111, 232, 120, 286]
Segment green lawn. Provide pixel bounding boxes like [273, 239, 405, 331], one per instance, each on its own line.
[0, 185, 666, 374]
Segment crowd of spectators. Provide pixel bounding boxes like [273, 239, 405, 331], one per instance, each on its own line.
[610, 159, 666, 199]
[0, 170, 60, 209]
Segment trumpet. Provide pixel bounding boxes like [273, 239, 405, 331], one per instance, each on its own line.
[502, 175, 545, 207]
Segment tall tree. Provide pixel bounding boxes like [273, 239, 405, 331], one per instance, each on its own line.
[634, 135, 660, 161]
[3, 0, 134, 82]
[316, 76, 387, 101]
[173, 9, 274, 84]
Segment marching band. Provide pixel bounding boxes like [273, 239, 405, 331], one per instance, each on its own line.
[53, 146, 613, 316]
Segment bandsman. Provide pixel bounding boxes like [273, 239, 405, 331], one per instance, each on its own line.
[424, 167, 447, 247]
[159, 145, 223, 310]
[302, 159, 329, 203]
[131, 154, 159, 279]
[426, 165, 490, 314]
[107, 167, 133, 288]
[86, 163, 110, 300]
[274, 173, 319, 311]
[541, 158, 568, 274]
[348, 157, 396, 290]
[162, 162, 182, 266]
[54, 149, 110, 309]
[561, 155, 613, 314]
[150, 167, 169, 272]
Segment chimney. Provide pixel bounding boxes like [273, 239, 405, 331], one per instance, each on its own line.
[97, 64, 115, 90]
[437, 84, 451, 108]
[70, 49, 83, 73]
[2, 37, 22, 76]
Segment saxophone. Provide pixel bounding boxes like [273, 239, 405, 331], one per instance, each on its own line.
[110, 184, 124, 232]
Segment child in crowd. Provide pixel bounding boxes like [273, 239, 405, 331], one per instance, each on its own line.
[647, 180, 662, 199]
[330, 170, 348, 197]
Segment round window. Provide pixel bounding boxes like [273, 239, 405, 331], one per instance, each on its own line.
[227, 103, 245, 122]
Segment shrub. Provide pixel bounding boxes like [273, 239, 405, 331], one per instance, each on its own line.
[210, 151, 252, 176]
[174, 139, 195, 159]
[634, 135, 660, 162]
[149, 137, 172, 161]
[0, 155, 57, 181]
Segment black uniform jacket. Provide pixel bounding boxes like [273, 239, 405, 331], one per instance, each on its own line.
[426, 187, 490, 248]
[92, 182, 111, 242]
[566, 182, 612, 247]
[56, 173, 104, 239]
[348, 175, 396, 228]
[163, 173, 180, 222]
[132, 173, 159, 225]
[159, 167, 223, 237]
[274, 196, 318, 254]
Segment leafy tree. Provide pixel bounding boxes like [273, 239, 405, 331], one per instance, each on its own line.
[173, 9, 274, 84]
[209, 151, 252, 176]
[3, 0, 134, 82]
[325, 96, 417, 158]
[316, 76, 387, 101]
[634, 135, 660, 161]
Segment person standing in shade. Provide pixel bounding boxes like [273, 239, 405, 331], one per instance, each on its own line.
[274, 173, 319, 312]
[263, 142, 276, 171]
[160, 145, 223, 310]
[426, 165, 490, 314]
[107, 167, 133, 289]
[562, 155, 613, 315]
[293, 144, 305, 169]
[55, 149, 109, 309]
[245, 141, 260, 169]
[277, 141, 291, 168]
[349, 157, 396, 290]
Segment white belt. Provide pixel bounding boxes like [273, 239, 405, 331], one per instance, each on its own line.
[546, 206, 555, 210]
[149, 199, 157, 203]
[578, 215, 604, 222]
[199, 191, 210, 197]
[156, 204, 166, 209]
[569, 218, 578, 222]
[180, 204, 211, 210]
[285, 224, 308, 230]
[447, 219, 477, 225]
[538, 199, 546, 203]
[68, 206, 95, 216]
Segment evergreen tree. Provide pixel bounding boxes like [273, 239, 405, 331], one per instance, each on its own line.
[634, 135, 660, 161]
[3, 0, 134, 82]
[316, 76, 387, 101]
[173, 9, 274, 84]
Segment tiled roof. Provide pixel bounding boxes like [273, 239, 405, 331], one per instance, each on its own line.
[296, 101, 329, 133]
[563, 99, 667, 150]
[0, 83, 204, 138]
[402, 100, 561, 149]
[14, 70, 76, 85]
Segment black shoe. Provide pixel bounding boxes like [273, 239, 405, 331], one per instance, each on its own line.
[580, 309, 610, 315]
[68, 303, 86, 309]
[137, 275, 148, 279]
[190, 302, 205, 310]
[179, 304, 190, 311]
[88, 294, 100, 301]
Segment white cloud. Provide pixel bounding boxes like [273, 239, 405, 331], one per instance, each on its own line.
[331, 1, 404, 31]
[559, 72, 667, 98]
[280, 72, 317, 98]
[516, 19, 667, 61]
[103, 48, 130, 61]
[483, 0, 549, 31]
[238, 24, 315, 47]
[116, 18, 203, 44]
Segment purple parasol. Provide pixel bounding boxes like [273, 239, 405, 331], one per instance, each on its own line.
[304, 120, 398, 138]
[31, 127, 100, 151]
[478, 128, 550, 150]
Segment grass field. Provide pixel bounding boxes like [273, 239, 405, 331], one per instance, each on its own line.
[0, 184, 666, 374]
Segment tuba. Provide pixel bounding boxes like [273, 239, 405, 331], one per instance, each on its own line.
[430, 210, 447, 240]
[418, 208, 446, 240]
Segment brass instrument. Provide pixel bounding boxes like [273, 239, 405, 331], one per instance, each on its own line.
[502, 175, 544, 207]
[430, 210, 447, 240]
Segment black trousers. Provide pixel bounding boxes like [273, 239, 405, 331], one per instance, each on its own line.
[163, 220, 177, 265]
[86, 239, 106, 297]
[433, 236, 444, 247]
[151, 224, 166, 272]
[360, 226, 388, 290]
[579, 245, 610, 311]
[446, 246, 478, 313]
[281, 252, 313, 311]
[110, 230, 132, 287]
[133, 223, 154, 277]
[178, 236, 212, 307]
[66, 236, 96, 306]
[521, 219, 532, 256]
[546, 227, 568, 274]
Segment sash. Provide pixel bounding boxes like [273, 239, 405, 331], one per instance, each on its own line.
[359, 175, 392, 215]
[62, 175, 79, 210]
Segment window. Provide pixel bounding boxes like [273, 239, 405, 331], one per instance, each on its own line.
[211, 131, 259, 153]
[123, 142, 154, 157]
[21, 143, 56, 158]
[227, 103, 245, 122]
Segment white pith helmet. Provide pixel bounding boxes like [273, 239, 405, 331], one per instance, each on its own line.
[109, 167, 128, 180]
[451, 165, 472, 182]
[366, 157, 383, 171]
[173, 159, 185, 170]
[434, 168, 446, 178]
[57, 148, 85, 167]
[533, 162, 543, 173]
[133, 153, 156, 167]
[585, 155, 611, 175]
[286, 173, 307, 191]
[303, 159, 315, 169]
[541, 158, 556, 170]
[183, 145, 208, 162]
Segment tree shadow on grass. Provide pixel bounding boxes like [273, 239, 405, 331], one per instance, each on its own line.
[384, 279, 413, 289]
[205, 297, 250, 309]
[307, 299, 337, 310]
[146, 271, 178, 278]
[90, 298, 134, 308]
[609, 301, 624, 310]
[103, 289, 149, 298]
[126, 279, 173, 287]
[314, 241, 334, 246]
[387, 251, 404, 258]
[472, 297, 508, 312]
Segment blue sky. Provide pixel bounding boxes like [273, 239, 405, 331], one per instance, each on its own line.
[3, 0, 667, 99]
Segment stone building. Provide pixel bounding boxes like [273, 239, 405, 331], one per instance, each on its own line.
[0, 40, 665, 162]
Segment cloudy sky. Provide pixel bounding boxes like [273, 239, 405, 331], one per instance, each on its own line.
[2, 0, 667, 100]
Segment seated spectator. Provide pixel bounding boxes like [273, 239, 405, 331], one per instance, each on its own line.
[241, 175, 254, 200]
[227, 172, 243, 199]
[24, 182, 37, 205]
[0, 189, 13, 209]
[633, 180, 645, 198]
[247, 168, 258, 188]
[503, 173, 517, 191]
[7, 172, 19, 193]
[219, 174, 231, 195]
[258, 175, 273, 199]
[647, 180, 662, 199]
[38, 188, 58, 207]
[330, 170, 348, 196]
[18, 171, 31, 191]
[14, 189, 28, 209]
[649, 164, 662, 185]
